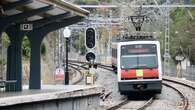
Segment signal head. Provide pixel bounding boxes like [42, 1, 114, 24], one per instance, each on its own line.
[86, 52, 96, 62]
[85, 28, 96, 49]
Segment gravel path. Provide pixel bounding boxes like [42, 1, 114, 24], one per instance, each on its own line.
[95, 68, 125, 109]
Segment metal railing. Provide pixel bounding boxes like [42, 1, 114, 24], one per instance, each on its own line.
[0, 80, 17, 92]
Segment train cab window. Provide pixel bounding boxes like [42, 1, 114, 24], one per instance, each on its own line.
[121, 44, 158, 69]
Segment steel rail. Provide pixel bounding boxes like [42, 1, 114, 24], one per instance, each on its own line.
[69, 62, 99, 81]
[137, 97, 154, 110]
[97, 65, 113, 71]
[68, 64, 84, 84]
[106, 98, 129, 110]
[69, 61, 100, 84]
[163, 78, 195, 89]
[69, 62, 88, 70]
[68, 59, 113, 71]
[106, 96, 154, 110]
[162, 82, 189, 110]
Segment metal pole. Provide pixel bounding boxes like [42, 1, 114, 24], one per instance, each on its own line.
[164, 0, 170, 76]
[0, 38, 2, 79]
[108, 10, 112, 57]
[65, 38, 69, 85]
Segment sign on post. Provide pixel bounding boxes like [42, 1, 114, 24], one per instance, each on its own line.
[85, 71, 95, 85]
[20, 24, 33, 31]
[175, 55, 185, 61]
[54, 68, 64, 81]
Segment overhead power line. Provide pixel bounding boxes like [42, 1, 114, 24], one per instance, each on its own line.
[79, 4, 195, 8]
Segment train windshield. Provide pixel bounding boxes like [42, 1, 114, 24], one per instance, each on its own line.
[121, 44, 158, 69]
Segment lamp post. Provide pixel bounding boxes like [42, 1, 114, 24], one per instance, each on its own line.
[63, 27, 71, 85]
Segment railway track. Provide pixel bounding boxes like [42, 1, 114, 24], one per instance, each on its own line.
[69, 60, 195, 110]
[162, 82, 189, 110]
[162, 78, 195, 110]
[69, 61, 157, 110]
[68, 60, 113, 84]
[68, 64, 83, 84]
[107, 96, 154, 110]
[69, 60, 113, 71]
[163, 77, 195, 110]
[96, 65, 192, 110]
[69, 61, 88, 84]
[106, 80, 191, 110]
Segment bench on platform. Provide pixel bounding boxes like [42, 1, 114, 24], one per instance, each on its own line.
[0, 80, 17, 91]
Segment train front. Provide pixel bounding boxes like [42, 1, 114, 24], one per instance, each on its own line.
[118, 41, 162, 95]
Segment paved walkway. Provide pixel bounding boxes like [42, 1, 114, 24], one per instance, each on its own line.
[0, 85, 102, 107]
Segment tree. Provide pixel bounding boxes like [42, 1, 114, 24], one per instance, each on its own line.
[169, 8, 195, 64]
[22, 36, 47, 59]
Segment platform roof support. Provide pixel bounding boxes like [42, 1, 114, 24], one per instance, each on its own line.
[28, 15, 83, 89]
[6, 25, 24, 91]
[0, 0, 89, 91]
[2, 5, 56, 91]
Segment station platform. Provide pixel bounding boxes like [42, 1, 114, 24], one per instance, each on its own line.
[0, 85, 103, 110]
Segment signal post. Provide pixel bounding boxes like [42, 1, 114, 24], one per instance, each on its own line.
[85, 27, 97, 85]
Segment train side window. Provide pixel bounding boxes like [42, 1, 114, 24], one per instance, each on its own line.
[112, 48, 117, 58]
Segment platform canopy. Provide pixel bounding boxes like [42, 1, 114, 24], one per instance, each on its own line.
[0, 0, 89, 22]
[0, 0, 89, 92]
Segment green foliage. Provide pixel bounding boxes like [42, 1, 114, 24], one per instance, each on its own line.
[22, 36, 31, 58]
[100, 0, 112, 3]
[0, 33, 9, 65]
[192, 0, 195, 3]
[79, 32, 87, 55]
[22, 37, 47, 59]
[157, 32, 165, 58]
[171, 8, 185, 20]
[2, 33, 10, 48]
[41, 43, 47, 56]
[74, 31, 86, 55]
[170, 8, 195, 64]
[0, 58, 6, 65]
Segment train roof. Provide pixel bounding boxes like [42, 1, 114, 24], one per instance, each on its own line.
[112, 35, 157, 43]
[112, 40, 159, 45]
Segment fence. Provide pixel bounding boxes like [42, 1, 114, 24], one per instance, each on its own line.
[166, 65, 195, 82]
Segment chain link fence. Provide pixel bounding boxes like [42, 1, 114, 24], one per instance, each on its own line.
[166, 65, 195, 82]
[185, 65, 195, 81]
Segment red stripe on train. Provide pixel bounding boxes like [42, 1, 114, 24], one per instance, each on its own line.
[121, 70, 136, 78]
[121, 69, 159, 79]
[143, 69, 159, 78]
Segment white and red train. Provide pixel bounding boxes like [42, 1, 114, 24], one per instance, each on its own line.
[112, 36, 162, 95]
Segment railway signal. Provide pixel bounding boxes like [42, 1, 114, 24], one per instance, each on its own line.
[85, 52, 97, 85]
[86, 52, 97, 68]
[86, 52, 96, 62]
[85, 27, 96, 49]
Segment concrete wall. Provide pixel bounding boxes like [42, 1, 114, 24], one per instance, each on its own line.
[1, 95, 100, 110]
